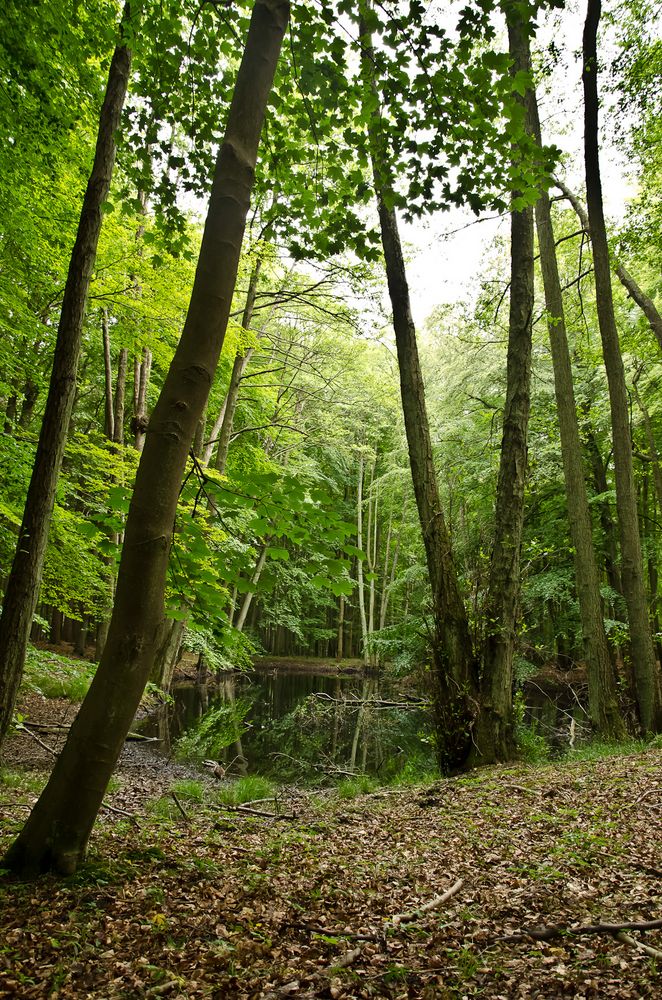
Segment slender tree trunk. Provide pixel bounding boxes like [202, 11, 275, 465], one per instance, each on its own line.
[132, 346, 152, 451]
[214, 257, 262, 473]
[18, 380, 39, 429]
[470, 6, 535, 764]
[337, 594, 345, 659]
[234, 544, 268, 633]
[633, 379, 662, 512]
[526, 64, 624, 739]
[0, 11, 132, 750]
[554, 178, 662, 353]
[4, 0, 290, 874]
[113, 347, 128, 445]
[356, 454, 370, 666]
[582, 0, 662, 732]
[358, 0, 478, 771]
[101, 309, 114, 440]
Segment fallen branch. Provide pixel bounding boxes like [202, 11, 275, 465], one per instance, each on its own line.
[100, 801, 140, 828]
[502, 917, 662, 943]
[617, 931, 662, 960]
[212, 802, 296, 820]
[17, 724, 58, 757]
[329, 947, 363, 970]
[319, 879, 464, 976]
[170, 791, 191, 825]
[313, 692, 428, 710]
[385, 879, 464, 929]
[288, 922, 380, 942]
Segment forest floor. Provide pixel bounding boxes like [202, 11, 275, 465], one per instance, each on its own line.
[0, 697, 660, 999]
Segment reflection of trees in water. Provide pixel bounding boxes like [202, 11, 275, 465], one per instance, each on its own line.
[142, 671, 433, 779]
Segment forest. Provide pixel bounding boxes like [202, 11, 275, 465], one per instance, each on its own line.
[0, 0, 661, 996]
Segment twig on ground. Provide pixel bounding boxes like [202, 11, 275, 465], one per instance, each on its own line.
[635, 786, 660, 804]
[328, 946, 363, 971]
[170, 791, 191, 824]
[386, 878, 464, 929]
[319, 879, 464, 975]
[100, 801, 140, 828]
[288, 922, 380, 942]
[500, 917, 662, 943]
[212, 802, 295, 820]
[17, 724, 58, 757]
[617, 931, 662, 960]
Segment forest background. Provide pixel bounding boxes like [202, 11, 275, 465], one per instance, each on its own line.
[0, 0, 661, 875]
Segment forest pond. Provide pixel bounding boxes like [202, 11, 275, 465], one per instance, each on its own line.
[136, 665, 435, 783]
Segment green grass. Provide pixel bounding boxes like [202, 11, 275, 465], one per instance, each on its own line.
[335, 775, 378, 799]
[171, 779, 205, 802]
[561, 737, 656, 762]
[0, 769, 45, 794]
[23, 646, 95, 700]
[216, 775, 275, 806]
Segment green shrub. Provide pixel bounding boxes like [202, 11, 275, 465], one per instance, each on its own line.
[516, 724, 552, 764]
[562, 738, 651, 763]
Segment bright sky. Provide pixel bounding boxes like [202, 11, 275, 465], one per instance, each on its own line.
[401, 0, 638, 326]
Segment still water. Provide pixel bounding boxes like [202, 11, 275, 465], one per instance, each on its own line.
[138, 667, 434, 781]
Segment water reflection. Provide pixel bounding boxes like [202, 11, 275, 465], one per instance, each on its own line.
[138, 668, 433, 781]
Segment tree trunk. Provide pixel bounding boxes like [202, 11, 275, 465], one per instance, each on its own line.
[234, 543, 269, 633]
[113, 347, 128, 445]
[101, 309, 115, 439]
[527, 61, 624, 739]
[214, 257, 262, 473]
[4, 0, 290, 875]
[582, 0, 662, 732]
[0, 9, 132, 750]
[356, 454, 370, 666]
[469, 5, 535, 764]
[358, 0, 478, 771]
[132, 346, 152, 451]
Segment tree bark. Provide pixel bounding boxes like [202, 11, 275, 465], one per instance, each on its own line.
[358, 0, 478, 771]
[4, 0, 290, 874]
[113, 347, 128, 445]
[101, 309, 115, 440]
[582, 0, 662, 732]
[234, 543, 269, 633]
[526, 60, 624, 739]
[356, 454, 370, 666]
[132, 346, 152, 451]
[0, 8, 132, 750]
[470, 5, 534, 764]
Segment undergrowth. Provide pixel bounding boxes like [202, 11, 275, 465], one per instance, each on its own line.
[23, 646, 95, 700]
